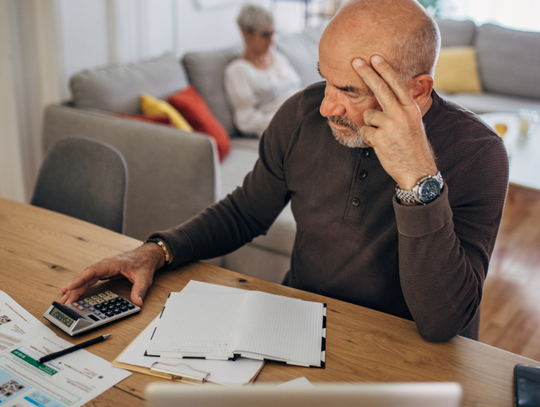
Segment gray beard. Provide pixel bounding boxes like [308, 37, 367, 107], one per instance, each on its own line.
[327, 116, 369, 149]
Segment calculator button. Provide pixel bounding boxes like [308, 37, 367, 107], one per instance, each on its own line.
[127, 304, 135, 309]
[120, 306, 128, 312]
[77, 306, 84, 311]
[112, 308, 121, 315]
[78, 300, 85, 305]
[83, 303, 89, 308]
[89, 307, 95, 311]
[105, 311, 114, 317]
[99, 314, 107, 319]
[72, 302, 78, 307]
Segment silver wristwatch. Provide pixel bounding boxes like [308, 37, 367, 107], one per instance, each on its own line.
[395, 172, 444, 205]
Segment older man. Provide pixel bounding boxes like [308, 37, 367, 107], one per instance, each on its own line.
[61, 0, 508, 342]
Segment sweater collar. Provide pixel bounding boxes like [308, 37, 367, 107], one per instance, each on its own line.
[422, 90, 443, 132]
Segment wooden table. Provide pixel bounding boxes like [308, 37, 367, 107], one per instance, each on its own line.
[0, 197, 537, 406]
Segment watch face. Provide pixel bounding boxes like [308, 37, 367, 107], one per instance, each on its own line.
[418, 177, 441, 203]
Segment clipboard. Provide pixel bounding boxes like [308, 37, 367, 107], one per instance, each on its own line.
[111, 301, 265, 386]
[111, 324, 210, 384]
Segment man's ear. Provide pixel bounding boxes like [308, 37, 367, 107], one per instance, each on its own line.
[407, 74, 434, 111]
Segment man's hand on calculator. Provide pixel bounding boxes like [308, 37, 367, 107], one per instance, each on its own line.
[60, 243, 165, 307]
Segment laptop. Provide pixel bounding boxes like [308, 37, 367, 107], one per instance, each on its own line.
[145, 382, 463, 407]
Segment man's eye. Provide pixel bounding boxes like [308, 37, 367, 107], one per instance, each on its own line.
[347, 93, 364, 102]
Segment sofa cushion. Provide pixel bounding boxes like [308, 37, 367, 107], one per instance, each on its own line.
[476, 24, 540, 100]
[220, 137, 295, 258]
[440, 91, 540, 115]
[435, 18, 477, 47]
[274, 24, 326, 88]
[140, 94, 193, 131]
[70, 53, 188, 114]
[182, 45, 243, 135]
[168, 85, 231, 161]
[434, 47, 482, 94]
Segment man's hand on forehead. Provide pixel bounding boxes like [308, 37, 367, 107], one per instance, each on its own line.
[352, 56, 414, 111]
[351, 55, 437, 190]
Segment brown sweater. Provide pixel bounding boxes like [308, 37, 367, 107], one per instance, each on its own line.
[151, 84, 509, 342]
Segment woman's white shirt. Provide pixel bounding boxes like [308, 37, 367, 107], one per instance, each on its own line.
[224, 50, 302, 136]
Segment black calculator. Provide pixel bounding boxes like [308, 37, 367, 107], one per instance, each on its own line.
[43, 290, 141, 336]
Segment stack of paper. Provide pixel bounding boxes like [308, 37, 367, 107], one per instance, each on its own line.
[113, 281, 266, 386]
[147, 282, 326, 368]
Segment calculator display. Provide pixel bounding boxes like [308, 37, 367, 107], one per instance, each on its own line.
[49, 307, 75, 327]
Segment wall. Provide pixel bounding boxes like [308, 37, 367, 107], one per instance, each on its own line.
[0, 0, 26, 203]
[442, 0, 540, 32]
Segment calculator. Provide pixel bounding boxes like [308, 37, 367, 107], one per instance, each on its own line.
[43, 290, 141, 336]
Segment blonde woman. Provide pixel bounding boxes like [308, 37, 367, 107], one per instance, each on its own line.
[224, 4, 301, 136]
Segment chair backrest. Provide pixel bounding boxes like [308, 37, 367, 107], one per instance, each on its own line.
[31, 136, 128, 233]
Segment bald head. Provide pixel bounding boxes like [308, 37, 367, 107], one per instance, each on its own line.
[320, 0, 440, 82]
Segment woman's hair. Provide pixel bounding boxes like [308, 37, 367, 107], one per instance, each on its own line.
[237, 3, 274, 33]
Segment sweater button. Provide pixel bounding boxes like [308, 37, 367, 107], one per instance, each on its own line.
[361, 149, 370, 158]
[358, 170, 368, 179]
[352, 198, 360, 207]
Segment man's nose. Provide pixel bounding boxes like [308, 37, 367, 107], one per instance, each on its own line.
[320, 88, 345, 118]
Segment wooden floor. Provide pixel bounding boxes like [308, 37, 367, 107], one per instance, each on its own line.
[480, 184, 540, 361]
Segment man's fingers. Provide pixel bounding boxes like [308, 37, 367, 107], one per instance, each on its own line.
[370, 55, 413, 106]
[352, 56, 412, 110]
[359, 125, 377, 147]
[130, 268, 154, 307]
[363, 108, 384, 128]
[61, 284, 91, 305]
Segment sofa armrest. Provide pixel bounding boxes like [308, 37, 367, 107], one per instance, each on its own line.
[42, 103, 219, 240]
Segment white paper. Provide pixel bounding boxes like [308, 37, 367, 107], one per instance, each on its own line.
[0, 291, 131, 406]
[147, 281, 325, 367]
[0, 291, 54, 351]
[278, 377, 314, 388]
[117, 281, 264, 386]
[236, 291, 325, 366]
[147, 293, 245, 358]
[117, 316, 263, 386]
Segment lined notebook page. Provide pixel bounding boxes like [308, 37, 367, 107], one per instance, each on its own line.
[235, 291, 324, 367]
[146, 292, 245, 358]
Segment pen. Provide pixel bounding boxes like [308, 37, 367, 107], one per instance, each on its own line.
[37, 334, 112, 364]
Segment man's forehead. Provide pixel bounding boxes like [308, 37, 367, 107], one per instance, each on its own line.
[318, 57, 371, 94]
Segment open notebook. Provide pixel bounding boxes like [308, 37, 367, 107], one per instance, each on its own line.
[146, 288, 326, 367]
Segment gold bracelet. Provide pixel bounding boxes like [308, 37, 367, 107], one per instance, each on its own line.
[144, 239, 171, 266]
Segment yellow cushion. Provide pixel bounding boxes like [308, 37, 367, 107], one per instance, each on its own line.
[140, 94, 193, 132]
[434, 47, 482, 94]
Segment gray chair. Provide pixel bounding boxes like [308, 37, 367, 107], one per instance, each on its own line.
[31, 136, 128, 233]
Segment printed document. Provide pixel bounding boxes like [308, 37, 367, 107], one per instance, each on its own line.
[0, 291, 130, 406]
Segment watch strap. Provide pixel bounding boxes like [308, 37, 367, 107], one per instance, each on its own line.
[395, 172, 443, 204]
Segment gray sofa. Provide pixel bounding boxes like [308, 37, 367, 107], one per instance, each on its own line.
[435, 18, 540, 113]
[42, 18, 540, 283]
[42, 25, 324, 283]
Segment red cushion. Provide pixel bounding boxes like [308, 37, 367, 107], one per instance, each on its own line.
[168, 86, 231, 161]
[115, 113, 172, 126]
